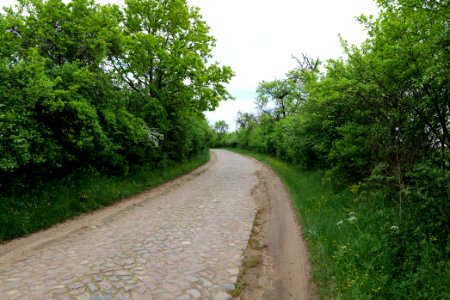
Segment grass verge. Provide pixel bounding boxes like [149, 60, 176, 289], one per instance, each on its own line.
[229, 148, 450, 299]
[0, 150, 210, 243]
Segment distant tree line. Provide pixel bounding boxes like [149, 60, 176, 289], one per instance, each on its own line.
[0, 0, 233, 191]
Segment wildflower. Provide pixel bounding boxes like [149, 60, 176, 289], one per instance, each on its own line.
[350, 184, 360, 194]
[337, 220, 344, 226]
[335, 245, 349, 258]
[390, 225, 399, 231]
[347, 216, 358, 224]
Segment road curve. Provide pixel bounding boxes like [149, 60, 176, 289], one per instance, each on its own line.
[0, 150, 260, 299]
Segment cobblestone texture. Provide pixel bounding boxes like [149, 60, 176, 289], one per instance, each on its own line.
[0, 150, 259, 299]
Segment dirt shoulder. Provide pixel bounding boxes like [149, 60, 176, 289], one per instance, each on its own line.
[234, 160, 316, 300]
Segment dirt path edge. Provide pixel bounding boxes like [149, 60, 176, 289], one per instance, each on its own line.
[235, 156, 316, 300]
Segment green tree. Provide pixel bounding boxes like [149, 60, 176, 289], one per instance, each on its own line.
[8, 0, 122, 68]
[236, 111, 257, 130]
[256, 54, 320, 122]
[1, 0, 161, 183]
[114, 0, 234, 119]
[107, 0, 234, 160]
[213, 120, 229, 135]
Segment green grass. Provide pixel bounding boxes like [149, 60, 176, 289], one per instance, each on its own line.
[0, 150, 210, 242]
[231, 149, 450, 299]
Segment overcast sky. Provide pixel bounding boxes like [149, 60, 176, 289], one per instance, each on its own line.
[188, 0, 379, 130]
[2, 0, 379, 130]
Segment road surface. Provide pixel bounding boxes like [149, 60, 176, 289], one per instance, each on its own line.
[0, 150, 313, 300]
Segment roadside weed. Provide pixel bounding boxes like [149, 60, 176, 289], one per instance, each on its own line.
[230, 149, 449, 299]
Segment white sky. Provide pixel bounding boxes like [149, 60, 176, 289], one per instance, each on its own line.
[2, 0, 379, 130]
[191, 0, 379, 130]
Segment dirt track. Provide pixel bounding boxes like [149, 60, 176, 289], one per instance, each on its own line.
[236, 157, 315, 300]
[0, 150, 313, 299]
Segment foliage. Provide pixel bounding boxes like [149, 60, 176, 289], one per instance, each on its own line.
[210, 120, 229, 147]
[213, 120, 229, 135]
[0, 0, 231, 192]
[233, 149, 450, 299]
[117, 0, 234, 118]
[227, 0, 449, 297]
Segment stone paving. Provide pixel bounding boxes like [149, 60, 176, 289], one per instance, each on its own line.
[0, 150, 259, 299]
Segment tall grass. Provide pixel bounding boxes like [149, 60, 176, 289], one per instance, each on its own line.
[231, 149, 449, 299]
[0, 150, 210, 242]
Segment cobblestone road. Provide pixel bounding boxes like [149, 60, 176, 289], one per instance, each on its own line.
[0, 150, 259, 300]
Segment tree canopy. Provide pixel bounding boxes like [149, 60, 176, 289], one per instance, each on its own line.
[0, 0, 233, 186]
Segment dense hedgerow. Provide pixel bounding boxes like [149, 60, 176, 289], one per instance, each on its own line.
[214, 0, 449, 298]
[0, 0, 233, 191]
